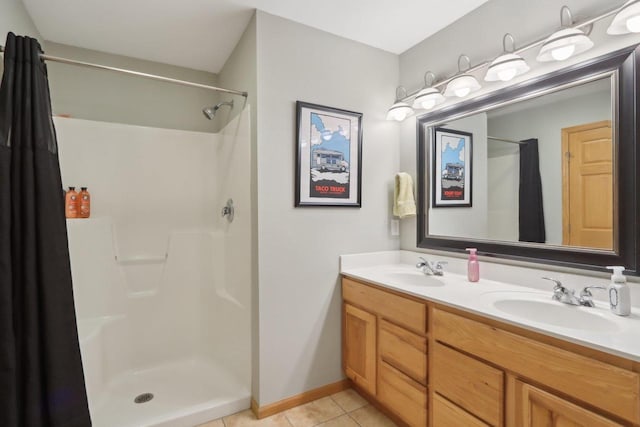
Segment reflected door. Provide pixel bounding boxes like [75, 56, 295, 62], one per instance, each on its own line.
[562, 121, 613, 249]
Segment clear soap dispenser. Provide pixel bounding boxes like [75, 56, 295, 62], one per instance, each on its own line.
[606, 266, 631, 316]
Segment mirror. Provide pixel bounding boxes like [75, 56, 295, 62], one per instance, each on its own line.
[417, 46, 640, 274]
[428, 76, 614, 249]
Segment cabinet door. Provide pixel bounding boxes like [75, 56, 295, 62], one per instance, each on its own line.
[343, 303, 376, 395]
[516, 381, 623, 427]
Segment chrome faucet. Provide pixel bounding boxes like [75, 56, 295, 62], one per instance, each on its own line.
[579, 285, 607, 308]
[543, 277, 581, 305]
[416, 257, 447, 276]
[542, 277, 606, 307]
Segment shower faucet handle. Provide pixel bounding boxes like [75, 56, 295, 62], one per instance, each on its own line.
[221, 199, 234, 223]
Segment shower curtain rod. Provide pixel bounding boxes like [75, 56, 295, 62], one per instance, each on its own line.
[487, 136, 527, 145]
[0, 45, 248, 98]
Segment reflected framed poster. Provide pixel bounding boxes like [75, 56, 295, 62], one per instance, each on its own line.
[432, 127, 472, 208]
[295, 101, 362, 207]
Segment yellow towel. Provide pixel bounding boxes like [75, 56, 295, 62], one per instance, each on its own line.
[393, 173, 416, 219]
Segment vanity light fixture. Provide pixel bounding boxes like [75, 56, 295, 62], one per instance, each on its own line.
[537, 6, 594, 62]
[485, 34, 530, 82]
[608, 0, 640, 34]
[412, 72, 446, 110]
[444, 55, 481, 98]
[386, 86, 414, 121]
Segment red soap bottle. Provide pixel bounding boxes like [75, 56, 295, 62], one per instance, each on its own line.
[65, 187, 79, 218]
[79, 187, 91, 218]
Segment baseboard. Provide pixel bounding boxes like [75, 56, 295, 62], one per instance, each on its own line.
[251, 379, 351, 419]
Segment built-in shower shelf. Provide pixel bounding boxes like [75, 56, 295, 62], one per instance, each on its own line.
[116, 255, 167, 265]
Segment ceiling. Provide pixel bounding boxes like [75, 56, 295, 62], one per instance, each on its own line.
[22, 0, 490, 74]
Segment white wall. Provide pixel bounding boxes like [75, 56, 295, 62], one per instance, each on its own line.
[57, 117, 218, 373]
[46, 42, 220, 133]
[487, 88, 611, 244]
[255, 11, 400, 405]
[0, 0, 41, 76]
[487, 142, 520, 241]
[399, 0, 640, 251]
[58, 112, 252, 385]
[216, 13, 256, 134]
[56, 117, 217, 259]
[0, 0, 40, 41]
[428, 113, 488, 239]
[216, 14, 260, 397]
[213, 109, 253, 385]
[0, 2, 219, 133]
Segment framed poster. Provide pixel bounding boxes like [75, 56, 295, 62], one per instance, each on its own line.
[295, 101, 362, 207]
[432, 127, 472, 208]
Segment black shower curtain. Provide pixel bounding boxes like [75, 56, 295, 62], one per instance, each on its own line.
[519, 138, 546, 243]
[0, 33, 91, 427]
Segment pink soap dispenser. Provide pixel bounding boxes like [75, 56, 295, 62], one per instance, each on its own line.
[466, 248, 480, 282]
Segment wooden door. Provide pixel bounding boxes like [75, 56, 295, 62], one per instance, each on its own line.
[515, 381, 622, 427]
[562, 121, 613, 249]
[343, 303, 376, 395]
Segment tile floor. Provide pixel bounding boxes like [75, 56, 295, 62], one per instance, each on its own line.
[198, 389, 398, 427]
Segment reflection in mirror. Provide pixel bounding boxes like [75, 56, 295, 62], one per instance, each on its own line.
[426, 76, 614, 251]
[418, 47, 640, 274]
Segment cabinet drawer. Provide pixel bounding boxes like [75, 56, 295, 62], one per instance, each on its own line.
[433, 393, 490, 427]
[432, 342, 503, 426]
[342, 277, 426, 334]
[516, 381, 623, 427]
[379, 319, 427, 385]
[378, 361, 427, 427]
[433, 308, 640, 424]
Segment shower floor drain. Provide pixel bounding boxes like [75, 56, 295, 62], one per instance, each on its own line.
[134, 393, 154, 404]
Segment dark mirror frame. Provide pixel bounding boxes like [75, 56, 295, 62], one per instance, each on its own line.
[417, 45, 640, 275]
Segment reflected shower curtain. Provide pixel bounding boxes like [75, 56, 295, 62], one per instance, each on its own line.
[0, 33, 91, 426]
[519, 138, 546, 243]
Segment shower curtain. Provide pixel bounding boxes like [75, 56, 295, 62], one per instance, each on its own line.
[519, 138, 546, 243]
[0, 33, 91, 426]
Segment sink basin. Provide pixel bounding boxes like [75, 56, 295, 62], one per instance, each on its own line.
[485, 292, 620, 332]
[378, 269, 445, 287]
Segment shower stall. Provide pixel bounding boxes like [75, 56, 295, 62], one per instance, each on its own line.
[56, 108, 252, 427]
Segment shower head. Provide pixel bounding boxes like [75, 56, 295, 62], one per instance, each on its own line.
[203, 100, 234, 120]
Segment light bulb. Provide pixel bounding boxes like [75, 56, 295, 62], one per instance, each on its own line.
[454, 87, 471, 98]
[627, 15, 640, 32]
[392, 111, 407, 121]
[497, 67, 518, 82]
[420, 98, 437, 109]
[551, 44, 575, 61]
[386, 101, 414, 121]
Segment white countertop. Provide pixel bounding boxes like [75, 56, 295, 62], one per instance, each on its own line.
[340, 251, 640, 362]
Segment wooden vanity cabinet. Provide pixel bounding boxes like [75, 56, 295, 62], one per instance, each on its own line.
[343, 303, 377, 395]
[342, 276, 640, 427]
[432, 393, 490, 427]
[514, 381, 623, 427]
[342, 277, 427, 427]
[432, 342, 503, 426]
[433, 307, 640, 426]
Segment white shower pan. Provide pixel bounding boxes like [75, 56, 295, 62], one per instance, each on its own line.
[79, 319, 249, 427]
[68, 218, 251, 427]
